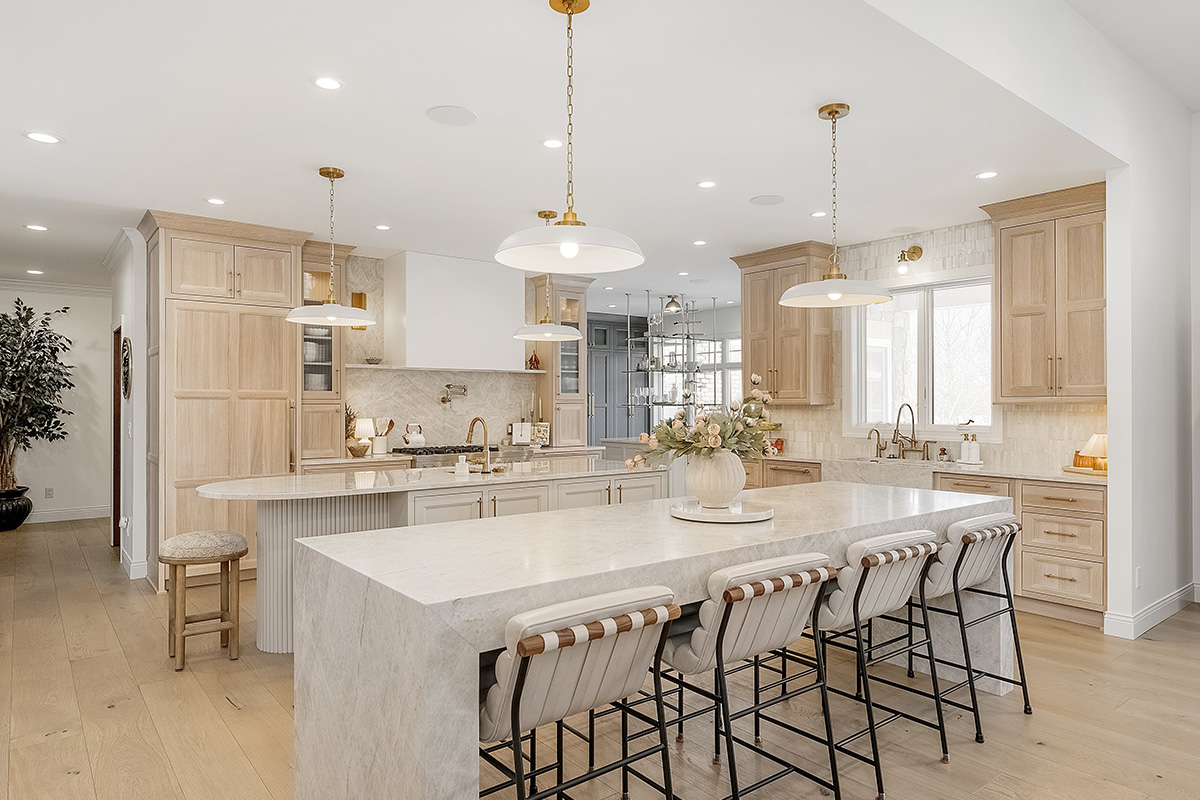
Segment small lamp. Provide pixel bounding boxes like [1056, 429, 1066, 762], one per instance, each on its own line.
[1079, 433, 1107, 472]
[354, 419, 376, 446]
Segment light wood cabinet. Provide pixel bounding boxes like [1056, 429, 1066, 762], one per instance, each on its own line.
[139, 210, 308, 590]
[983, 184, 1105, 402]
[742, 460, 763, 490]
[530, 275, 595, 446]
[732, 241, 834, 405]
[933, 474, 1013, 498]
[300, 401, 345, 460]
[299, 241, 355, 401]
[763, 460, 822, 487]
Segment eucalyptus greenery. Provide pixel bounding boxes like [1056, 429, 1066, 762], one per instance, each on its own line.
[640, 373, 776, 466]
[0, 300, 75, 490]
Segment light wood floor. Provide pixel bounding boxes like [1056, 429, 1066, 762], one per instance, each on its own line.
[2, 518, 1198, 800]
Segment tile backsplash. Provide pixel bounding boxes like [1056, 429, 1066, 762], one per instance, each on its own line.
[770, 220, 1106, 474]
[344, 255, 384, 365]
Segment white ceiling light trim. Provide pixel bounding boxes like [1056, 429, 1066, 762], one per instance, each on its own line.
[975, 170, 998, 179]
[21, 130, 63, 144]
[779, 103, 891, 309]
[312, 76, 344, 90]
[495, 0, 643, 275]
[287, 167, 377, 328]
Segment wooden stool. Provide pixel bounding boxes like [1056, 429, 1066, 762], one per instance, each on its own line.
[159, 530, 249, 671]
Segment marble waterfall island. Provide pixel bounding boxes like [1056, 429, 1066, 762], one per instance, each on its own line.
[292, 481, 1013, 800]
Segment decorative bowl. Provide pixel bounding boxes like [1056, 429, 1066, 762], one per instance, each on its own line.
[365, 357, 383, 365]
[347, 443, 370, 458]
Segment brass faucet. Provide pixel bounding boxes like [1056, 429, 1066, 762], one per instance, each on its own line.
[867, 428, 887, 459]
[892, 403, 928, 460]
[466, 417, 491, 474]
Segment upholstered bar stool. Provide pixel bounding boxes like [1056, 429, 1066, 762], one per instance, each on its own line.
[660, 553, 841, 800]
[816, 530, 949, 800]
[896, 512, 1033, 743]
[158, 530, 248, 671]
[479, 586, 681, 800]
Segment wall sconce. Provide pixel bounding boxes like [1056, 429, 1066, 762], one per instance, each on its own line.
[897, 245, 922, 274]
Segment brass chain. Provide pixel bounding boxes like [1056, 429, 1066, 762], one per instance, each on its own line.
[830, 110, 839, 267]
[327, 175, 337, 301]
[565, 0, 574, 213]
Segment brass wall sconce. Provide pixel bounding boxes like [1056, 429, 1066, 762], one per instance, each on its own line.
[897, 245, 922, 274]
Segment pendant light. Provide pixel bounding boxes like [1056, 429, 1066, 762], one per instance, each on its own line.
[513, 274, 584, 341]
[778, 104, 892, 308]
[494, 0, 644, 274]
[286, 167, 377, 327]
[664, 294, 683, 313]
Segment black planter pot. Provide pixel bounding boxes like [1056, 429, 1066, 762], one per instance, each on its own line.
[0, 486, 33, 532]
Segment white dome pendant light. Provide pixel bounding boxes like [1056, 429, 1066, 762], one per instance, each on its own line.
[513, 273, 585, 341]
[779, 104, 892, 308]
[286, 167, 377, 327]
[494, 0, 644, 274]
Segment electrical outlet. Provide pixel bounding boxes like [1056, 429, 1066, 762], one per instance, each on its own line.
[1135, 566, 1142, 588]
[44, 487, 53, 499]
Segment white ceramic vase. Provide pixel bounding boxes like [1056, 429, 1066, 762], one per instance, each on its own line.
[686, 450, 747, 509]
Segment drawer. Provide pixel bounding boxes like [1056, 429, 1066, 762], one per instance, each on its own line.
[1020, 551, 1105, 610]
[1020, 483, 1104, 515]
[934, 474, 1012, 498]
[1022, 512, 1104, 558]
[763, 461, 821, 487]
[743, 460, 763, 490]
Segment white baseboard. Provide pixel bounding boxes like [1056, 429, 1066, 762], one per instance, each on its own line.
[1105, 584, 1195, 639]
[120, 549, 148, 580]
[25, 505, 109, 525]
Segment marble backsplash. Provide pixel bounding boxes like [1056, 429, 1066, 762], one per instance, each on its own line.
[343, 367, 538, 448]
[344, 255, 385, 365]
[769, 220, 1106, 474]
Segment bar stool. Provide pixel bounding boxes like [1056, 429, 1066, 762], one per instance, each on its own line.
[816, 530, 949, 800]
[479, 586, 681, 800]
[897, 512, 1032, 743]
[158, 530, 248, 671]
[660, 553, 841, 799]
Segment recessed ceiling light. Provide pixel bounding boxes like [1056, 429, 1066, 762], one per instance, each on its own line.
[426, 105, 477, 126]
[607, 304, 616, 308]
[975, 171, 998, 180]
[375, 225, 390, 231]
[21, 130, 63, 144]
[678, 271, 689, 276]
[689, 278, 710, 285]
[206, 198, 226, 205]
[312, 77, 344, 90]
[750, 194, 785, 206]
[725, 300, 734, 304]
[26, 269, 43, 275]
[692, 240, 707, 246]
[604, 286, 614, 290]
[24, 225, 48, 231]
[810, 211, 827, 218]
[541, 138, 564, 148]
[696, 180, 717, 189]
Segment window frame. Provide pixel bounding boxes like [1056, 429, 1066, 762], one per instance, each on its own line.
[842, 266, 1002, 444]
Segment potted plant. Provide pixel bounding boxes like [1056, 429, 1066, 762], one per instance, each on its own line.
[642, 373, 776, 509]
[0, 300, 74, 531]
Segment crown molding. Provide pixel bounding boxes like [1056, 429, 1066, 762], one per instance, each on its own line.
[0, 278, 112, 298]
[102, 227, 146, 275]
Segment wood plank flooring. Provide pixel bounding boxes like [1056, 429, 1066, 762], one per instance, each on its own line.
[2, 517, 1198, 799]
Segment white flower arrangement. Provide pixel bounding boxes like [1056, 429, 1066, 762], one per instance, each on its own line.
[640, 373, 773, 464]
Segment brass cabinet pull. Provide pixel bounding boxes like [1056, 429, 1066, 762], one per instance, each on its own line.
[1057, 356, 1063, 392]
[492, 496, 497, 516]
[227, 269, 234, 293]
[952, 481, 990, 489]
[1043, 495, 1077, 502]
[1043, 573, 1078, 582]
[1047, 356, 1054, 391]
[477, 497, 483, 518]
[236, 271, 242, 295]
[617, 484, 624, 503]
[1045, 530, 1079, 537]
[606, 485, 612, 504]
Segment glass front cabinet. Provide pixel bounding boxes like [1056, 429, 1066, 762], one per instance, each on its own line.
[530, 274, 593, 448]
[299, 241, 354, 400]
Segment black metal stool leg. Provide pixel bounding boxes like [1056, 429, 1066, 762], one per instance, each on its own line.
[676, 678, 685, 742]
[1003, 567, 1034, 715]
[620, 702, 630, 800]
[528, 726, 538, 795]
[852, 614, 887, 800]
[814, 616, 842, 799]
[753, 654, 762, 744]
[919, 584, 950, 764]
[556, 721, 566, 799]
[952, 583, 986, 743]
[906, 599, 916, 678]
[652, 660, 676, 800]
[713, 655, 741, 799]
[712, 667, 722, 764]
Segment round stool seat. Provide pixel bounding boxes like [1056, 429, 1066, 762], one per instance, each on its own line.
[160, 530, 249, 564]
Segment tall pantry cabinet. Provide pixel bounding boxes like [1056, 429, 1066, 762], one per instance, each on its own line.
[138, 211, 308, 590]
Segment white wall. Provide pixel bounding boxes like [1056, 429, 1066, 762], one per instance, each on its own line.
[862, 0, 1194, 636]
[0, 281, 112, 524]
[105, 228, 149, 578]
[381, 251, 526, 371]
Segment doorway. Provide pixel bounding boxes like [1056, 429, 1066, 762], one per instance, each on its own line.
[111, 326, 122, 548]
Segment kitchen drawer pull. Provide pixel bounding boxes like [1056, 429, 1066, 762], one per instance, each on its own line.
[1043, 573, 1077, 582]
[1057, 356, 1063, 392]
[617, 485, 623, 503]
[952, 481, 991, 488]
[1047, 356, 1053, 391]
[1042, 495, 1077, 502]
[1045, 530, 1079, 538]
[492, 496, 497, 516]
[477, 497, 483, 518]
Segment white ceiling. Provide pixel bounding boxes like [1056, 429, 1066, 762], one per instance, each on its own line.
[1066, 0, 1200, 112]
[1, 0, 1118, 306]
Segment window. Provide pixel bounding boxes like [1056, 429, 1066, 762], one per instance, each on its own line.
[846, 270, 999, 441]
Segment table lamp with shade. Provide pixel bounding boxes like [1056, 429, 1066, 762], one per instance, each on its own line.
[349, 419, 376, 458]
[1064, 433, 1107, 476]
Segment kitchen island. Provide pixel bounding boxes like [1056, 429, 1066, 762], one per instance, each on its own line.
[292, 481, 1012, 800]
[198, 458, 667, 652]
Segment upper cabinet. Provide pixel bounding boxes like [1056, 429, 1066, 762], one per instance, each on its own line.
[299, 241, 356, 400]
[983, 184, 1105, 402]
[731, 241, 834, 405]
[530, 274, 594, 447]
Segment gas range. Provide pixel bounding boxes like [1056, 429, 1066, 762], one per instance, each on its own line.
[392, 444, 499, 468]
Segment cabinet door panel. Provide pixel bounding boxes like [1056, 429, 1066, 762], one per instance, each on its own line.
[1055, 213, 1105, 396]
[301, 403, 345, 459]
[172, 305, 233, 391]
[411, 491, 484, 525]
[235, 246, 293, 305]
[613, 475, 663, 504]
[741, 270, 774, 390]
[173, 398, 234, 480]
[772, 266, 809, 402]
[234, 398, 292, 477]
[764, 461, 821, 487]
[553, 401, 588, 447]
[238, 310, 294, 393]
[488, 485, 551, 517]
[555, 479, 611, 509]
[171, 238, 234, 298]
[999, 222, 1056, 398]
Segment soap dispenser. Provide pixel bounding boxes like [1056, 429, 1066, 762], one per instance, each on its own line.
[454, 455, 469, 477]
[960, 434, 971, 463]
[969, 433, 981, 463]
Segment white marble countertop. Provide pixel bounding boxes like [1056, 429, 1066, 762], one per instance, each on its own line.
[767, 453, 1106, 486]
[303, 453, 416, 467]
[198, 457, 663, 500]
